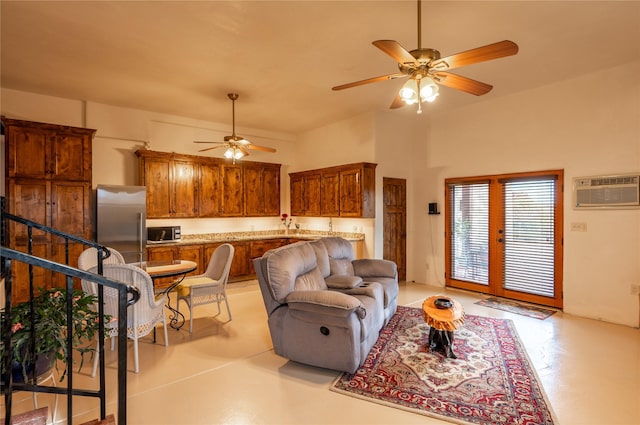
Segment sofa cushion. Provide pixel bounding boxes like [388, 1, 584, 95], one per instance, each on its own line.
[329, 258, 355, 276]
[294, 267, 327, 292]
[321, 237, 356, 262]
[266, 242, 327, 303]
[309, 239, 330, 277]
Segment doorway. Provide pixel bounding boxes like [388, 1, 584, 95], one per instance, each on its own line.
[383, 177, 407, 281]
[444, 170, 564, 308]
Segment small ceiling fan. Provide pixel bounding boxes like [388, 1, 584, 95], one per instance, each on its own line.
[332, 0, 519, 113]
[195, 93, 276, 162]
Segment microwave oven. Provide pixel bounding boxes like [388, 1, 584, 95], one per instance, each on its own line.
[147, 226, 181, 243]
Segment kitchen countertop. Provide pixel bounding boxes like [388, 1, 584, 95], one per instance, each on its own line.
[146, 230, 364, 248]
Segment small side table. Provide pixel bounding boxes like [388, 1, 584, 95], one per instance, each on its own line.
[422, 296, 465, 359]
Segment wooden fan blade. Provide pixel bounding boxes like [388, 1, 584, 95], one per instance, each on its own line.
[372, 40, 417, 65]
[430, 40, 519, 71]
[332, 73, 407, 91]
[246, 144, 276, 153]
[434, 72, 493, 96]
[194, 141, 225, 144]
[198, 145, 226, 153]
[389, 94, 406, 109]
[238, 146, 250, 157]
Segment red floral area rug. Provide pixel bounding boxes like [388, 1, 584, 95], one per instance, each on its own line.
[331, 306, 557, 425]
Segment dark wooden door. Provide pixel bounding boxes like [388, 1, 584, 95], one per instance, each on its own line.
[383, 177, 406, 281]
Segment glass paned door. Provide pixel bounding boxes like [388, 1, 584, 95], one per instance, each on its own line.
[503, 180, 556, 297]
[449, 183, 489, 285]
[445, 171, 563, 308]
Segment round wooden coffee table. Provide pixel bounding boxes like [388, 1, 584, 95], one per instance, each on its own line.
[422, 296, 465, 359]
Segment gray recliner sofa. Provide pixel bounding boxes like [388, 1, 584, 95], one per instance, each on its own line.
[253, 237, 398, 373]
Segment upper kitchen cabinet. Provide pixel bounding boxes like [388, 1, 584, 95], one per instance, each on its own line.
[320, 170, 339, 217]
[136, 150, 198, 218]
[220, 163, 243, 216]
[290, 172, 321, 217]
[198, 161, 221, 217]
[338, 164, 376, 217]
[136, 149, 281, 218]
[243, 163, 280, 217]
[4, 118, 94, 182]
[289, 162, 376, 218]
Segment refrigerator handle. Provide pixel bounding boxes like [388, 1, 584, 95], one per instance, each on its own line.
[138, 213, 144, 263]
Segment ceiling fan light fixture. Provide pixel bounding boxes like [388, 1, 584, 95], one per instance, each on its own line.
[399, 76, 439, 106]
[399, 79, 420, 104]
[224, 147, 244, 161]
[420, 77, 439, 102]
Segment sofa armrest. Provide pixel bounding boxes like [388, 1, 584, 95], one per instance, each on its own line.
[352, 259, 397, 278]
[325, 275, 363, 289]
[286, 290, 366, 318]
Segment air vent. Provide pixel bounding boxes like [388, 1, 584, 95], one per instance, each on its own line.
[573, 174, 640, 208]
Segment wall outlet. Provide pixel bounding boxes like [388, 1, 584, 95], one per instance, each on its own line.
[630, 284, 640, 295]
[570, 222, 587, 232]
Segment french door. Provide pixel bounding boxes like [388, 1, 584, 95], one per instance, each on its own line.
[444, 170, 563, 308]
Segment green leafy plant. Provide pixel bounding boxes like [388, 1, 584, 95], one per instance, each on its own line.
[1, 287, 108, 382]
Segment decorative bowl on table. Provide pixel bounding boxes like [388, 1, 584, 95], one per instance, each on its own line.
[434, 298, 453, 309]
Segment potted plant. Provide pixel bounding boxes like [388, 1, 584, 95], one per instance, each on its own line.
[1, 287, 106, 383]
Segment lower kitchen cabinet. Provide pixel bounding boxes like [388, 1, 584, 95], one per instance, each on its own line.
[146, 245, 203, 289]
[147, 237, 300, 285]
[202, 241, 250, 281]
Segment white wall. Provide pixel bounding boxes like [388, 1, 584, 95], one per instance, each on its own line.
[295, 113, 377, 256]
[415, 60, 640, 327]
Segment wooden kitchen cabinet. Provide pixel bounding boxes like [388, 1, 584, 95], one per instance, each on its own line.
[290, 174, 305, 216]
[290, 172, 321, 216]
[3, 118, 95, 302]
[4, 118, 93, 182]
[320, 171, 340, 216]
[250, 239, 285, 258]
[146, 244, 203, 288]
[202, 241, 250, 281]
[198, 162, 221, 217]
[220, 164, 243, 216]
[136, 149, 281, 218]
[339, 164, 375, 217]
[244, 164, 280, 216]
[137, 151, 198, 218]
[289, 162, 376, 218]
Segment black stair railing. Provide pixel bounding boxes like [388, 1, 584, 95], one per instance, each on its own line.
[1, 211, 140, 424]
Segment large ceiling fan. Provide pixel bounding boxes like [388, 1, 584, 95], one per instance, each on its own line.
[332, 0, 519, 113]
[195, 93, 276, 162]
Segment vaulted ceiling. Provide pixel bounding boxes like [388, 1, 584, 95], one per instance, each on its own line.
[2, 1, 639, 135]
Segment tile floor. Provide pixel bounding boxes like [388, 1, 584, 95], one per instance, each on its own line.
[6, 280, 640, 425]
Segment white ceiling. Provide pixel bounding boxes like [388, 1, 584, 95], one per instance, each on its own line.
[1, 1, 639, 135]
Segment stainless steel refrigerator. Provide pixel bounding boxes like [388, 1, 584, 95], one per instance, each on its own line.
[97, 185, 147, 263]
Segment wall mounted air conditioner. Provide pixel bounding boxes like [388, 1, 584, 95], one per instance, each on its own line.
[573, 174, 640, 208]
